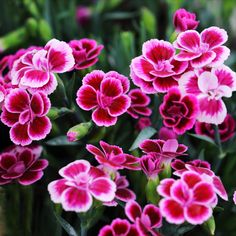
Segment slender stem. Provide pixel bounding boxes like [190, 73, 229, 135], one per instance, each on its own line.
[214, 125, 224, 173]
[79, 214, 88, 236]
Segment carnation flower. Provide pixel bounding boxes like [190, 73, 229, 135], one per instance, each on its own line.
[48, 160, 116, 212]
[130, 39, 188, 94]
[174, 27, 230, 68]
[0, 145, 48, 185]
[1, 88, 52, 146]
[76, 70, 131, 126]
[158, 127, 177, 140]
[69, 38, 103, 70]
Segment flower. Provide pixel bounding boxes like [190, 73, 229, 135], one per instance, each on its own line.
[159, 87, 199, 134]
[140, 138, 187, 165]
[76, 70, 131, 126]
[233, 191, 236, 205]
[0, 145, 48, 185]
[179, 66, 236, 124]
[130, 39, 188, 94]
[158, 127, 177, 140]
[171, 159, 228, 201]
[1, 88, 52, 146]
[86, 140, 140, 170]
[173, 8, 199, 32]
[140, 154, 163, 179]
[76, 6, 91, 27]
[48, 160, 116, 212]
[69, 39, 103, 70]
[135, 117, 152, 131]
[195, 114, 236, 142]
[158, 171, 216, 225]
[173, 27, 230, 68]
[125, 200, 162, 235]
[127, 88, 152, 119]
[11, 39, 75, 94]
[98, 218, 139, 236]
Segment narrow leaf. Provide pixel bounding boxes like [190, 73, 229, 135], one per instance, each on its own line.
[45, 136, 80, 146]
[188, 133, 216, 145]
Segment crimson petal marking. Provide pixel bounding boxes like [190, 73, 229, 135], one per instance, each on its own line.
[48, 179, 69, 203]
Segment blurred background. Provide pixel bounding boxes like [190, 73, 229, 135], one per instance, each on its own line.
[1, 0, 236, 235]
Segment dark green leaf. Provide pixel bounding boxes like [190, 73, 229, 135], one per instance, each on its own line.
[188, 133, 216, 145]
[45, 136, 80, 146]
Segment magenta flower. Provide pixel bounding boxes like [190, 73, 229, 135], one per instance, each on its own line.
[140, 138, 188, 164]
[98, 218, 139, 236]
[179, 66, 236, 124]
[158, 171, 216, 225]
[86, 141, 140, 170]
[195, 114, 236, 142]
[174, 27, 230, 68]
[135, 117, 152, 131]
[11, 39, 75, 94]
[233, 191, 236, 205]
[76, 6, 91, 26]
[125, 201, 162, 235]
[1, 88, 52, 146]
[173, 8, 199, 32]
[0, 145, 48, 185]
[48, 160, 116, 212]
[69, 39, 103, 70]
[127, 88, 152, 119]
[130, 39, 188, 94]
[76, 70, 131, 126]
[171, 159, 228, 201]
[159, 87, 199, 134]
[158, 127, 177, 141]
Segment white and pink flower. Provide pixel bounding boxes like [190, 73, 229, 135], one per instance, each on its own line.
[48, 160, 116, 212]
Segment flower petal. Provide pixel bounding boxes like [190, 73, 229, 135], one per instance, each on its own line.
[125, 200, 142, 222]
[92, 108, 117, 127]
[48, 179, 69, 203]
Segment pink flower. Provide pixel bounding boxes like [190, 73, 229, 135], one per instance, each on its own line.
[173, 8, 199, 32]
[140, 139, 187, 164]
[0, 145, 48, 185]
[48, 160, 116, 212]
[11, 39, 75, 94]
[171, 159, 228, 201]
[174, 27, 230, 68]
[125, 201, 162, 235]
[76, 70, 131, 126]
[135, 117, 152, 131]
[66, 131, 77, 142]
[127, 89, 152, 119]
[130, 39, 188, 94]
[158, 127, 177, 141]
[195, 114, 236, 142]
[179, 66, 236, 124]
[140, 154, 163, 179]
[158, 171, 216, 225]
[233, 191, 236, 205]
[1, 88, 52, 146]
[159, 87, 199, 134]
[69, 39, 103, 70]
[86, 140, 140, 170]
[76, 6, 91, 26]
[104, 172, 136, 206]
[98, 218, 139, 236]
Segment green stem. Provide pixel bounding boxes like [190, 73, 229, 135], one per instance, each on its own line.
[79, 215, 88, 236]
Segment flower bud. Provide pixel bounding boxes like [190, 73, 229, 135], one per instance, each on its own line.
[67, 122, 92, 142]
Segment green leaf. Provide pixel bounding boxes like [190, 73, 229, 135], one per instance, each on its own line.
[203, 216, 215, 235]
[54, 212, 78, 236]
[141, 7, 156, 38]
[188, 133, 216, 145]
[45, 136, 80, 146]
[129, 127, 156, 151]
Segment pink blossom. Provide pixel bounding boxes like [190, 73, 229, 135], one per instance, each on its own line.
[174, 27, 230, 68]
[11, 39, 75, 94]
[135, 117, 152, 131]
[48, 160, 116, 212]
[130, 39, 188, 94]
[86, 140, 140, 170]
[171, 159, 228, 201]
[125, 201, 162, 235]
[179, 66, 236, 124]
[76, 70, 131, 126]
[0, 145, 48, 185]
[69, 39, 103, 70]
[195, 114, 236, 142]
[76, 6, 91, 26]
[158, 127, 177, 141]
[127, 88, 152, 119]
[159, 87, 199, 134]
[158, 171, 216, 225]
[140, 138, 188, 164]
[173, 8, 199, 32]
[1, 88, 52, 146]
[233, 191, 236, 205]
[98, 218, 139, 236]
